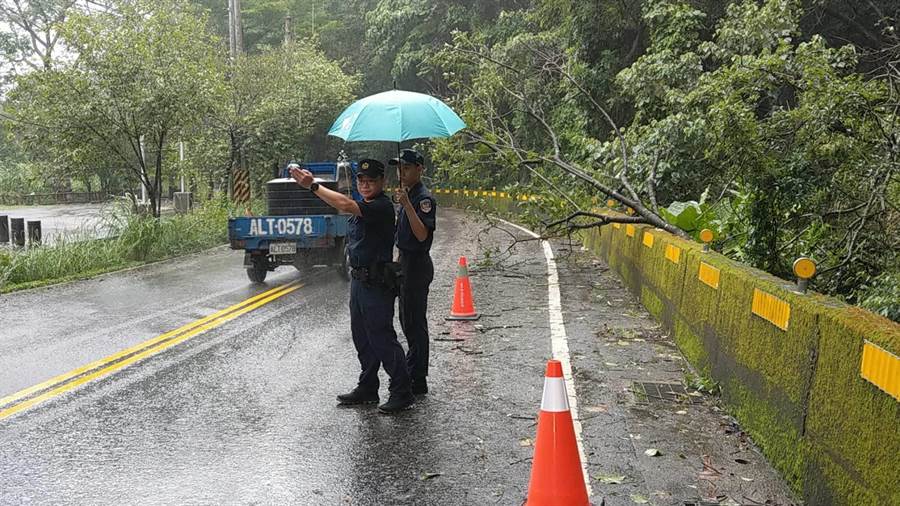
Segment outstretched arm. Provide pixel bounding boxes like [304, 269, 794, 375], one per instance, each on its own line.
[290, 167, 361, 216]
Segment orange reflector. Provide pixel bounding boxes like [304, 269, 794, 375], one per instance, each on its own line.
[642, 232, 654, 248]
[793, 257, 817, 279]
[625, 224, 635, 237]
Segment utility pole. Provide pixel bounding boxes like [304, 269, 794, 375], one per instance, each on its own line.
[179, 141, 185, 192]
[227, 0, 235, 58]
[284, 15, 293, 46]
[175, 141, 192, 213]
[227, 0, 248, 206]
[234, 0, 243, 56]
[139, 135, 147, 204]
[227, 0, 243, 58]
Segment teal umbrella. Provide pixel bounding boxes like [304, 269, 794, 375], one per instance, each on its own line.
[328, 90, 466, 142]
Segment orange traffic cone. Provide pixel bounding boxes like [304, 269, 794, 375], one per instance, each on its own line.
[446, 256, 479, 320]
[526, 360, 590, 506]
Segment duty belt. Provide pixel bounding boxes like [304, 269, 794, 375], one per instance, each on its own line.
[398, 250, 431, 259]
[350, 266, 370, 281]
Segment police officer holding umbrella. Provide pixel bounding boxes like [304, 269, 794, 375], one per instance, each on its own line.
[391, 149, 436, 395]
[291, 159, 415, 413]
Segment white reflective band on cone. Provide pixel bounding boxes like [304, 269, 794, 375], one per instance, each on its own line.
[540, 377, 570, 412]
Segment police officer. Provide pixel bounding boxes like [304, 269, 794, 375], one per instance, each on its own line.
[290, 159, 414, 413]
[390, 149, 436, 395]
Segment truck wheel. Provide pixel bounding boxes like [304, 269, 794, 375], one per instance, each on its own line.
[247, 258, 268, 283]
[337, 245, 350, 281]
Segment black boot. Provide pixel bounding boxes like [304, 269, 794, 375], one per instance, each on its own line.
[378, 392, 415, 413]
[411, 378, 428, 395]
[337, 387, 379, 405]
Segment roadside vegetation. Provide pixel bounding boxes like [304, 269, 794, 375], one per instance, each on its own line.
[0, 198, 264, 293]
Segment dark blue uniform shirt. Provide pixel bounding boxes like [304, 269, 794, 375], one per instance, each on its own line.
[348, 192, 395, 268]
[396, 182, 436, 253]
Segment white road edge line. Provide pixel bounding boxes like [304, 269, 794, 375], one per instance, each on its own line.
[497, 218, 593, 498]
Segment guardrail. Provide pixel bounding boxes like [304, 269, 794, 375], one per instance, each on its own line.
[440, 188, 899, 506]
[433, 187, 537, 201]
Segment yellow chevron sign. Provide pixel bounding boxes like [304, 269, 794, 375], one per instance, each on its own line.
[698, 262, 720, 289]
[665, 244, 681, 264]
[861, 341, 900, 401]
[751, 289, 791, 331]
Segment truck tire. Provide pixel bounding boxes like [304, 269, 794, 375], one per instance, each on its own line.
[337, 241, 350, 281]
[247, 258, 269, 283]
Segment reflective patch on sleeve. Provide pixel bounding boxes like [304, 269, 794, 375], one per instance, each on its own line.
[419, 199, 433, 213]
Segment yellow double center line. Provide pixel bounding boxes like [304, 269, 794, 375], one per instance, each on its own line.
[0, 280, 303, 421]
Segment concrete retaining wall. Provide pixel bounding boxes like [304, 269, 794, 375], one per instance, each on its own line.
[582, 222, 899, 505]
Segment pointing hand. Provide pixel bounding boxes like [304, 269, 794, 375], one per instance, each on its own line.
[290, 167, 315, 189]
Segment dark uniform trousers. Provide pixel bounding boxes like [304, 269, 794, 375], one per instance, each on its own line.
[399, 251, 434, 381]
[350, 278, 410, 395]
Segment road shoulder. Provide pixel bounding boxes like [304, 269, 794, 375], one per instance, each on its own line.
[551, 238, 798, 506]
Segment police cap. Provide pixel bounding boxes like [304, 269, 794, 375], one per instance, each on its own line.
[388, 148, 424, 166]
[357, 158, 385, 178]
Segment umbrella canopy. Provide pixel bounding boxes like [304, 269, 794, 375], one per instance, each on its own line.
[328, 90, 466, 142]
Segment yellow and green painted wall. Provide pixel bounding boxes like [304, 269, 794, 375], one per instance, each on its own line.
[438, 188, 900, 505]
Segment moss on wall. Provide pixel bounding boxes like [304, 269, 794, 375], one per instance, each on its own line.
[641, 285, 664, 320]
[674, 316, 711, 376]
[803, 306, 900, 505]
[727, 380, 809, 491]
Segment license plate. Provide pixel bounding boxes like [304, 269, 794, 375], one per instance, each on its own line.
[269, 242, 297, 255]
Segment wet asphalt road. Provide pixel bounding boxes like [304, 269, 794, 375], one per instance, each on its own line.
[0, 210, 551, 505]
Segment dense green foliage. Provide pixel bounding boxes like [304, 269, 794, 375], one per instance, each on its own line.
[1, 0, 355, 213]
[424, 0, 900, 319]
[7, 0, 224, 215]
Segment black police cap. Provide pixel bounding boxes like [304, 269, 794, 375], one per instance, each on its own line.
[357, 158, 385, 178]
[388, 149, 424, 166]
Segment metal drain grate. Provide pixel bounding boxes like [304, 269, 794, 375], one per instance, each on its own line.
[631, 382, 701, 405]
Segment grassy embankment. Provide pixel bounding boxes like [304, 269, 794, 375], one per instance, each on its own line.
[0, 198, 254, 293]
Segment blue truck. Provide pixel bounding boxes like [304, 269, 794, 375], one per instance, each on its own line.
[227, 159, 360, 283]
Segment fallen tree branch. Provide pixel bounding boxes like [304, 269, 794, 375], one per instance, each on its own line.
[545, 210, 648, 231]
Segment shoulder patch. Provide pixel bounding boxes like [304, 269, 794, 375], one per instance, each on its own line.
[419, 199, 433, 213]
